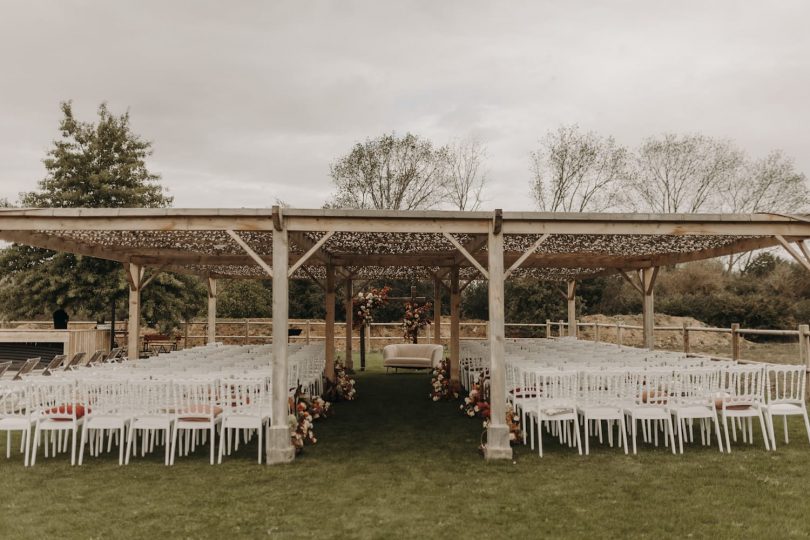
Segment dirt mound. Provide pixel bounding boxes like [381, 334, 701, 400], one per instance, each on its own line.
[578, 314, 740, 351]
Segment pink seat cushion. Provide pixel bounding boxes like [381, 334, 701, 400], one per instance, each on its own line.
[178, 405, 223, 421]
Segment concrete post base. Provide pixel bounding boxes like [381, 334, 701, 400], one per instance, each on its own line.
[265, 425, 295, 464]
[484, 424, 513, 460]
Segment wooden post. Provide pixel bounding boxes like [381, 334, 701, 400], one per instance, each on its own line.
[567, 280, 577, 338]
[731, 323, 740, 360]
[450, 266, 461, 383]
[595, 323, 601, 343]
[484, 214, 512, 460]
[206, 277, 217, 345]
[267, 215, 294, 464]
[305, 320, 311, 345]
[799, 324, 810, 388]
[243, 319, 249, 345]
[641, 267, 658, 350]
[126, 262, 142, 359]
[617, 323, 623, 348]
[345, 278, 353, 370]
[546, 319, 551, 339]
[558, 320, 564, 338]
[433, 277, 442, 345]
[325, 266, 335, 381]
[683, 322, 690, 354]
[183, 319, 189, 349]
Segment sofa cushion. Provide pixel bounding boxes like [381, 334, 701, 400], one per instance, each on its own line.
[383, 356, 433, 368]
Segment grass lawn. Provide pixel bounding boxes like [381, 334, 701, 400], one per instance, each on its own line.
[2, 352, 810, 539]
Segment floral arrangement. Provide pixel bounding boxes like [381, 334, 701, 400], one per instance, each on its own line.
[353, 286, 390, 328]
[334, 360, 357, 401]
[459, 371, 490, 419]
[429, 358, 459, 401]
[402, 301, 432, 342]
[288, 398, 316, 453]
[483, 404, 523, 445]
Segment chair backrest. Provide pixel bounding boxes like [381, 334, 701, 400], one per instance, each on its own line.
[631, 369, 675, 408]
[674, 368, 721, 407]
[31, 380, 79, 421]
[220, 379, 264, 416]
[104, 348, 121, 362]
[42, 355, 67, 376]
[64, 352, 86, 370]
[128, 379, 172, 416]
[0, 382, 29, 417]
[765, 364, 806, 405]
[78, 351, 102, 368]
[723, 365, 766, 407]
[87, 350, 106, 366]
[173, 379, 219, 420]
[0, 361, 11, 378]
[535, 370, 578, 408]
[80, 379, 129, 416]
[13, 357, 41, 380]
[579, 370, 628, 407]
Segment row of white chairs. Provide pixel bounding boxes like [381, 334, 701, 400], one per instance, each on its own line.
[509, 364, 809, 456]
[0, 343, 326, 466]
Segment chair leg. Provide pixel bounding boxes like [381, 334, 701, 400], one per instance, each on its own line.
[119, 427, 125, 465]
[23, 428, 30, 467]
[758, 414, 771, 451]
[218, 426, 225, 464]
[70, 428, 77, 466]
[78, 426, 88, 465]
[170, 426, 178, 466]
[31, 427, 40, 466]
[784, 416, 790, 444]
[257, 423, 263, 464]
[619, 417, 629, 455]
[666, 417, 676, 455]
[210, 426, 215, 465]
[583, 416, 590, 455]
[723, 414, 732, 453]
[125, 427, 135, 465]
[631, 418, 637, 455]
[713, 417, 724, 453]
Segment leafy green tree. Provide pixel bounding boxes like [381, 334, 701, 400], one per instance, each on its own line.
[0, 101, 199, 328]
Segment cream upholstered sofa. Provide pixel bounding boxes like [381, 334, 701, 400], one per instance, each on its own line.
[382, 344, 444, 371]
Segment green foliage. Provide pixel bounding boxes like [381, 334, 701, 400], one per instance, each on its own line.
[0, 101, 192, 328]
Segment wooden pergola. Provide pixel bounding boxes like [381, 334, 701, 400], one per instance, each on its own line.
[2, 206, 810, 462]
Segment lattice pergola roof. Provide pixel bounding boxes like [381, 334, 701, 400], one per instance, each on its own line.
[0, 207, 808, 282]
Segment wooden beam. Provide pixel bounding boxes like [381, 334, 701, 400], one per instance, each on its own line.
[443, 232, 489, 280]
[206, 276, 217, 345]
[226, 229, 273, 277]
[139, 266, 166, 290]
[505, 233, 550, 278]
[484, 223, 511, 460]
[126, 262, 142, 359]
[641, 267, 658, 350]
[267, 221, 294, 463]
[288, 231, 334, 277]
[567, 280, 576, 338]
[450, 266, 461, 382]
[325, 265, 336, 381]
[618, 269, 644, 294]
[345, 278, 353, 371]
[776, 235, 810, 273]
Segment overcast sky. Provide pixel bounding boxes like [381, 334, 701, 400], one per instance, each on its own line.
[0, 1, 808, 211]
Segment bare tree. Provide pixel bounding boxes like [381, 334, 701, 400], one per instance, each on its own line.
[626, 133, 743, 213]
[328, 132, 448, 210]
[722, 150, 809, 270]
[443, 137, 487, 210]
[530, 125, 628, 212]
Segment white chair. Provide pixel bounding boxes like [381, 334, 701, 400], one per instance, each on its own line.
[30, 380, 84, 466]
[528, 370, 582, 457]
[669, 368, 723, 453]
[719, 366, 770, 452]
[578, 370, 629, 455]
[78, 379, 130, 465]
[126, 380, 173, 465]
[218, 379, 269, 464]
[624, 370, 676, 454]
[170, 379, 222, 465]
[0, 382, 36, 466]
[763, 365, 810, 449]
